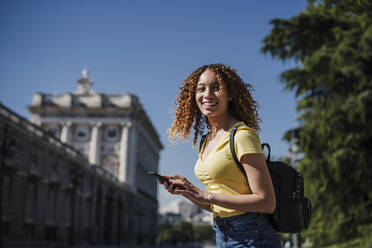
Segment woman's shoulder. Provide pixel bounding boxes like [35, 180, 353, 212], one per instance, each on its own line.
[233, 122, 263, 154]
[235, 122, 260, 143]
[235, 123, 260, 138]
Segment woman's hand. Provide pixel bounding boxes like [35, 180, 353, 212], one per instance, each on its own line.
[157, 175, 181, 194]
[167, 174, 210, 203]
[157, 174, 212, 212]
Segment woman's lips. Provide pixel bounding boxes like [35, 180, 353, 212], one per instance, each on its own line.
[202, 102, 217, 109]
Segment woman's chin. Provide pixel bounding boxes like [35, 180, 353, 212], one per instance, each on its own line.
[202, 110, 214, 117]
[202, 111, 222, 119]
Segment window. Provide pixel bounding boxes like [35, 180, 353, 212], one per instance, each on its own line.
[25, 182, 38, 221]
[3, 175, 14, 214]
[75, 126, 90, 141]
[105, 126, 118, 141]
[77, 131, 86, 138]
[108, 129, 117, 138]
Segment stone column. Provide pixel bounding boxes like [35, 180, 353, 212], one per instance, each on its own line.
[89, 122, 102, 165]
[60, 122, 72, 144]
[118, 122, 138, 188]
[128, 124, 138, 187]
[118, 122, 131, 183]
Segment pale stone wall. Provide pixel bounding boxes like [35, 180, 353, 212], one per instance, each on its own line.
[0, 104, 158, 246]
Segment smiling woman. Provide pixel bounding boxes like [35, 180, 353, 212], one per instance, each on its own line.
[162, 64, 282, 248]
[168, 64, 260, 147]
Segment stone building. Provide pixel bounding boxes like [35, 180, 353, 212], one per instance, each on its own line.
[159, 199, 212, 226]
[0, 70, 163, 246]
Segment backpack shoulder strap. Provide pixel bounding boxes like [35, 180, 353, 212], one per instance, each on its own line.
[229, 126, 247, 177]
[229, 126, 272, 177]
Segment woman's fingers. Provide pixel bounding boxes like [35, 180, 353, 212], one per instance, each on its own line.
[160, 174, 193, 195]
[170, 178, 189, 189]
[173, 174, 187, 181]
[165, 181, 176, 194]
[164, 181, 171, 190]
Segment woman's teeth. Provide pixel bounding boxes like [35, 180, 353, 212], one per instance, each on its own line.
[203, 102, 216, 106]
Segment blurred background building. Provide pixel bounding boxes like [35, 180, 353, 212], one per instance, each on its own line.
[159, 198, 212, 226]
[0, 70, 163, 246]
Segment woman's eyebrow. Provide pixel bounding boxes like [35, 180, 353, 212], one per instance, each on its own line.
[197, 81, 219, 86]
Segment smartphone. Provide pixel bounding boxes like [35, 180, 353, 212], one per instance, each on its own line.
[147, 171, 186, 190]
[147, 171, 170, 184]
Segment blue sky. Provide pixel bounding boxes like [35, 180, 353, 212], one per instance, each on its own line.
[0, 0, 307, 209]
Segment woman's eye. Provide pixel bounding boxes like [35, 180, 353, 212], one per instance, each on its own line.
[196, 87, 205, 92]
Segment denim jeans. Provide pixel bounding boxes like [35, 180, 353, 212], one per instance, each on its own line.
[212, 212, 282, 248]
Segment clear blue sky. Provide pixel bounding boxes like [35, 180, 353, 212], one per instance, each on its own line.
[0, 0, 307, 209]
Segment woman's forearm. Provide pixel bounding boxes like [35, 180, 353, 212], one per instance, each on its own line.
[205, 193, 275, 214]
[186, 196, 212, 212]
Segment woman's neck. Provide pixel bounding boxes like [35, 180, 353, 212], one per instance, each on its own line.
[208, 114, 238, 135]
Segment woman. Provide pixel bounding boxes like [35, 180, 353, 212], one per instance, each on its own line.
[162, 64, 282, 247]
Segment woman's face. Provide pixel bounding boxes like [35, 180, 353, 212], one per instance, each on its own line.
[195, 69, 231, 119]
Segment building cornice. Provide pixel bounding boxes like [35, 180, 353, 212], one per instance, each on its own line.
[29, 92, 138, 109]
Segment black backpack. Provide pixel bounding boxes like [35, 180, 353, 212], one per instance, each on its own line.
[229, 126, 312, 233]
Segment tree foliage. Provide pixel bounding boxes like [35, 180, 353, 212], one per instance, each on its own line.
[193, 224, 216, 243]
[157, 220, 215, 245]
[262, 0, 372, 246]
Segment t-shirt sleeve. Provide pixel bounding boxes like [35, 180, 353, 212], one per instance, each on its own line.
[234, 127, 263, 162]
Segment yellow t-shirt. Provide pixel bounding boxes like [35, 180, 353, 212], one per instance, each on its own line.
[194, 121, 263, 218]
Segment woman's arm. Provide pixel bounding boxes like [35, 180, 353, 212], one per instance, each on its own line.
[185, 194, 212, 212]
[171, 153, 276, 214]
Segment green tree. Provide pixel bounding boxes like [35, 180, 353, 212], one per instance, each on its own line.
[262, 0, 372, 247]
[157, 220, 174, 245]
[174, 221, 194, 243]
[193, 224, 215, 243]
[157, 220, 197, 245]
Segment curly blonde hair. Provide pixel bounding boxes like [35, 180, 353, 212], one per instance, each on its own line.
[168, 63, 260, 146]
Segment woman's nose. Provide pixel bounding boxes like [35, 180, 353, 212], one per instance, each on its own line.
[204, 87, 213, 97]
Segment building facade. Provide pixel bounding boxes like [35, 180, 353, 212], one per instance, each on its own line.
[159, 199, 212, 226]
[0, 70, 163, 246]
